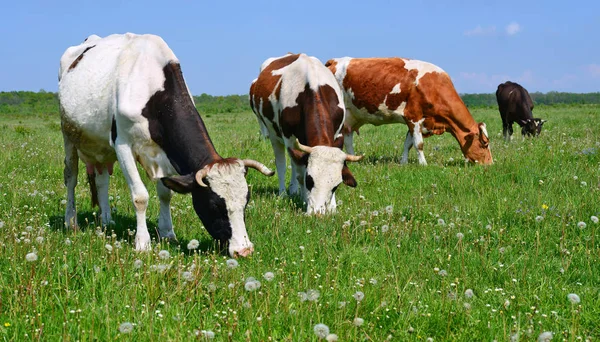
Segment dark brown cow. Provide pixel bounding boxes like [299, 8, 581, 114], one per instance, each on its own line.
[249, 53, 362, 214]
[326, 57, 493, 165]
[496, 81, 546, 141]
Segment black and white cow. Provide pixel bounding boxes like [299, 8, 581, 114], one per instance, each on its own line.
[249, 53, 362, 215]
[58, 33, 274, 257]
[496, 81, 546, 141]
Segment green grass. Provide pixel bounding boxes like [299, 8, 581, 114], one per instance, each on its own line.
[0, 104, 599, 341]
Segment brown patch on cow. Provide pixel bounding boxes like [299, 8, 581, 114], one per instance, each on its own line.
[325, 59, 337, 74]
[68, 45, 96, 71]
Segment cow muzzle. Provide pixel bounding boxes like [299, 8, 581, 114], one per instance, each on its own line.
[232, 246, 254, 258]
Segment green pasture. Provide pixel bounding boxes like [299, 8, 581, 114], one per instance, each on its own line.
[0, 103, 598, 341]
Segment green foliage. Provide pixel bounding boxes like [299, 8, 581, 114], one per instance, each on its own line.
[0, 104, 599, 340]
[461, 92, 600, 108]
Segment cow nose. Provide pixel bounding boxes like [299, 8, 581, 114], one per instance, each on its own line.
[233, 247, 254, 258]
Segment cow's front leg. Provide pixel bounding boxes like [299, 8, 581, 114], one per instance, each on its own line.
[270, 139, 287, 196]
[156, 180, 176, 241]
[114, 142, 151, 251]
[412, 121, 427, 165]
[93, 166, 112, 226]
[400, 130, 414, 164]
[502, 121, 512, 142]
[63, 136, 79, 230]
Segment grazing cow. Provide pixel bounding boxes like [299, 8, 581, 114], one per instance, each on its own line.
[496, 81, 546, 141]
[325, 57, 493, 165]
[249, 53, 362, 215]
[58, 33, 274, 257]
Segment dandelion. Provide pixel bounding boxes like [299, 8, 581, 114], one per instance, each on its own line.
[369, 278, 378, 285]
[380, 224, 389, 233]
[25, 252, 38, 262]
[504, 299, 510, 309]
[187, 239, 199, 250]
[118, 322, 133, 334]
[35, 236, 44, 244]
[577, 221, 586, 229]
[456, 232, 464, 240]
[207, 283, 216, 292]
[226, 259, 239, 269]
[263, 272, 275, 281]
[64, 238, 72, 246]
[114, 241, 122, 249]
[591, 216, 599, 224]
[535, 216, 544, 222]
[567, 293, 580, 304]
[438, 218, 446, 226]
[464, 289, 474, 298]
[542, 204, 549, 210]
[133, 259, 143, 269]
[385, 205, 393, 214]
[299, 245, 305, 251]
[313, 323, 330, 339]
[94, 265, 101, 273]
[105, 244, 113, 253]
[353, 291, 365, 302]
[581, 181, 587, 187]
[438, 269, 448, 277]
[200, 330, 215, 339]
[245, 279, 261, 292]
[463, 302, 471, 310]
[298, 292, 308, 302]
[353, 317, 364, 326]
[61, 199, 67, 205]
[0, 221, 4, 228]
[307, 289, 320, 301]
[537, 331, 553, 342]
[182, 271, 194, 282]
[326, 334, 339, 342]
[158, 250, 170, 260]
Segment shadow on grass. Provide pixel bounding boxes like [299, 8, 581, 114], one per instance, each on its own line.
[48, 212, 228, 256]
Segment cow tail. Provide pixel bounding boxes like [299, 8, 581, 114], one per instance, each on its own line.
[87, 173, 99, 208]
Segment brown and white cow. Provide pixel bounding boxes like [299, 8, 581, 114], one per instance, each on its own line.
[249, 53, 362, 215]
[59, 33, 274, 257]
[325, 57, 493, 165]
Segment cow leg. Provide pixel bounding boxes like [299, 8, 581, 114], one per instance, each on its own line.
[156, 180, 176, 241]
[400, 130, 413, 164]
[327, 192, 337, 213]
[63, 137, 79, 230]
[344, 131, 355, 155]
[271, 139, 287, 196]
[114, 142, 151, 251]
[502, 121, 512, 142]
[94, 167, 112, 226]
[289, 158, 301, 196]
[412, 121, 427, 165]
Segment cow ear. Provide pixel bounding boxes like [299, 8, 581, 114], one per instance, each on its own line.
[161, 174, 199, 194]
[342, 164, 357, 188]
[478, 123, 490, 147]
[287, 147, 309, 165]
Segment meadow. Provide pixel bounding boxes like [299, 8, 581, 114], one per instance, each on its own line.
[0, 103, 599, 341]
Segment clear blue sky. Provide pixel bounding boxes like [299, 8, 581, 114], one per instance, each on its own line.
[1, 0, 598, 95]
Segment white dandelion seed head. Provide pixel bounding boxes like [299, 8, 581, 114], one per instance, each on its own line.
[200, 330, 215, 339]
[567, 293, 580, 304]
[353, 291, 365, 302]
[353, 317, 364, 326]
[369, 278, 378, 285]
[580, 181, 587, 187]
[426, 338, 434, 342]
[504, 299, 510, 308]
[104, 244, 113, 253]
[114, 241, 122, 249]
[263, 272, 275, 281]
[118, 322, 133, 334]
[298, 292, 308, 302]
[226, 259, 239, 269]
[64, 238, 72, 246]
[61, 199, 67, 205]
[307, 289, 320, 301]
[187, 239, 200, 250]
[313, 323, 330, 339]
[133, 259, 143, 269]
[326, 333, 339, 342]
[25, 252, 38, 262]
[299, 245, 305, 251]
[577, 221, 586, 229]
[591, 216, 599, 224]
[499, 247, 506, 254]
[456, 232, 464, 240]
[0, 221, 4, 228]
[207, 283, 217, 292]
[537, 331, 553, 342]
[439, 269, 448, 277]
[535, 216, 544, 222]
[380, 224, 389, 233]
[158, 250, 170, 260]
[245, 280, 260, 292]
[385, 205, 393, 214]
[464, 289, 474, 298]
[338, 301, 347, 308]
[182, 271, 194, 282]
[463, 302, 471, 310]
[438, 218, 446, 226]
[35, 236, 44, 244]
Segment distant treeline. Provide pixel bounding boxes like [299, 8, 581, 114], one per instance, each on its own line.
[2, 91, 600, 116]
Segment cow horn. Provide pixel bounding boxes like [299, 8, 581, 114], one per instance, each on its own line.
[345, 154, 364, 162]
[294, 139, 313, 153]
[243, 159, 275, 176]
[195, 166, 210, 187]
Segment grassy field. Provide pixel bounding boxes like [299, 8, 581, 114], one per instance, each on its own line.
[0, 104, 599, 341]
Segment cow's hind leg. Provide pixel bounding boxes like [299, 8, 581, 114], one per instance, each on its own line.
[156, 180, 176, 241]
[63, 136, 79, 230]
[412, 121, 427, 165]
[114, 141, 151, 251]
[94, 166, 112, 226]
[400, 130, 413, 164]
[502, 120, 512, 142]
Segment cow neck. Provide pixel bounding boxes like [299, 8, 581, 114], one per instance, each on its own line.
[142, 62, 221, 175]
[443, 105, 479, 152]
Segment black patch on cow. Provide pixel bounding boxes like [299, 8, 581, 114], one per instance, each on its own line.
[305, 174, 314, 191]
[111, 116, 117, 143]
[69, 45, 96, 71]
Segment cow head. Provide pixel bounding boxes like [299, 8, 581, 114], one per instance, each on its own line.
[521, 118, 546, 137]
[463, 123, 493, 165]
[161, 159, 274, 257]
[290, 139, 362, 215]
